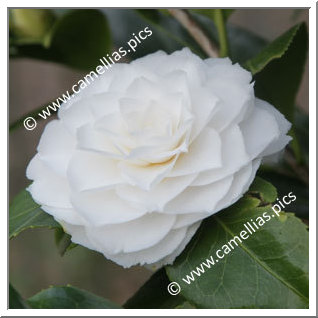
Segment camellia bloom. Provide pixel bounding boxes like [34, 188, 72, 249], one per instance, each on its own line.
[27, 48, 291, 268]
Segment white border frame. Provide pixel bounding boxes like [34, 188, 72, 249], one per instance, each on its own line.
[3, 1, 316, 316]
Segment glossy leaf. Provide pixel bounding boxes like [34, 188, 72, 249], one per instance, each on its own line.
[248, 176, 277, 203]
[258, 169, 308, 219]
[27, 285, 121, 309]
[245, 23, 308, 122]
[54, 228, 77, 256]
[124, 268, 185, 309]
[166, 179, 309, 309]
[9, 189, 61, 239]
[9, 284, 28, 309]
[175, 301, 196, 309]
[12, 9, 112, 70]
[245, 24, 303, 75]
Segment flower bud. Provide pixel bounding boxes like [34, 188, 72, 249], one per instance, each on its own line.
[10, 9, 55, 42]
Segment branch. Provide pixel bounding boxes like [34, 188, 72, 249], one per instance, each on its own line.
[168, 9, 219, 58]
[285, 149, 309, 186]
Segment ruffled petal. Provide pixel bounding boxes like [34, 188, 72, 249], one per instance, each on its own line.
[191, 125, 249, 186]
[240, 101, 280, 158]
[116, 173, 197, 212]
[67, 150, 122, 192]
[254, 98, 292, 157]
[41, 205, 87, 226]
[169, 127, 222, 177]
[85, 213, 176, 254]
[214, 159, 260, 212]
[208, 80, 254, 132]
[106, 225, 190, 267]
[70, 189, 147, 226]
[59, 220, 96, 250]
[36, 120, 76, 176]
[164, 175, 233, 214]
[26, 155, 72, 208]
[150, 221, 201, 268]
[118, 157, 177, 191]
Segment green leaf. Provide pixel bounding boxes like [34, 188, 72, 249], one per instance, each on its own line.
[245, 23, 308, 122]
[244, 24, 303, 75]
[258, 169, 308, 219]
[9, 284, 28, 309]
[12, 9, 112, 70]
[175, 301, 196, 309]
[27, 285, 121, 309]
[9, 189, 61, 239]
[166, 180, 309, 309]
[47, 9, 111, 70]
[54, 228, 77, 256]
[227, 25, 267, 64]
[124, 268, 185, 309]
[248, 176, 277, 203]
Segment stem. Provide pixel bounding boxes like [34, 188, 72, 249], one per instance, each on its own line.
[168, 9, 219, 58]
[285, 149, 309, 186]
[289, 128, 303, 164]
[214, 9, 229, 57]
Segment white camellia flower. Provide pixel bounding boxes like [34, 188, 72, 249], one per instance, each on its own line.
[26, 48, 291, 268]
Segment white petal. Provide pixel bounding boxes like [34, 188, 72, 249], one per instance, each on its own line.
[70, 189, 147, 226]
[164, 175, 233, 214]
[58, 97, 94, 134]
[205, 57, 252, 84]
[108, 63, 159, 93]
[106, 225, 188, 267]
[150, 221, 201, 268]
[240, 102, 280, 158]
[36, 120, 76, 176]
[59, 221, 96, 250]
[131, 50, 167, 72]
[214, 160, 260, 212]
[41, 205, 87, 226]
[156, 48, 207, 85]
[169, 127, 222, 177]
[254, 98, 292, 157]
[116, 173, 197, 212]
[26, 156, 72, 208]
[173, 213, 208, 229]
[88, 92, 121, 119]
[191, 125, 250, 186]
[208, 80, 254, 132]
[118, 157, 177, 191]
[125, 76, 163, 101]
[67, 150, 122, 192]
[189, 87, 219, 141]
[85, 213, 176, 254]
[77, 124, 122, 157]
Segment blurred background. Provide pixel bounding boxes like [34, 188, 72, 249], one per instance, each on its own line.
[9, 8, 308, 305]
